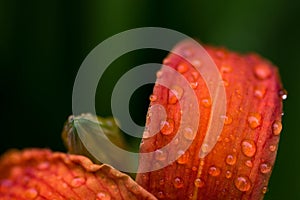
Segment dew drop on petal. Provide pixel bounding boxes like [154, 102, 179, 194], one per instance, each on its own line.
[71, 177, 85, 188]
[192, 166, 198, 171]
[241, 139, 257, 157]
[269, 145, 277, 152]
[156, 70, 163, 78]
[260, 163, 272, 174]
[159, 179, 165, 185]
[245, 160, 253, 168]
[201, 98, 212, 108]
[247, 113, 262, 129]
[279, 89, 288, 100]
[221, 65, 232, 73]
[191, 71, 199, 80]
[221, 114, 233, 125]
[172, 85, 184, 99]
[223, 79, 229, 87]
[177, 62, 189, 73]
[201, 143, 209, 153]
[149, 94, 157, 102]
[177, 150, 189, 164]
[182, 48, 194, 57]
[96, 191, 111, 200]
[168, 85, 184, 104]
[234, 176, 252, 192]
[160, 119, 174, 135]
[155, 149, 167, 161]
[254, 64, 271, 80]
[226, 154, 237, 165]
[24, 188, 38, 199]
[173, 177, 184, 188]
[262, 186, 268, 194]
[190, 82, 198, 89]
[272, 120, 282, 136]
[183, 127, 196, 140]
[208, 166, 221, 177]
[225, 170, 232, 179]
[168, 93, 178, 104]
[254, 86, 266, 99]
[37, 161, 50, 170]
[157, 191, 165, 199]
[191, 59, 202, 68]
[194, 178, 205, 188]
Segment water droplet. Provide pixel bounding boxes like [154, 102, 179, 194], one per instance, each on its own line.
[173, 177, 184, 188]
[191, 59, 202, 68]
[37, 161, 50, 170]
[234, 176, 252, 192]
[208, 166, 221, 177]
[262, 186, 268, 194]
[245, 160, 253, 168]
[221, 114, 233, 125]
[201, 143, 209, 153]
[168, 93, 178, 104]
[190, 82, 198, 89]
[241, 139, 257, 157]
[149, 94, 157, 102]
[183, 127, 196, 140]
[254, 86, 266, 99]
[174, 137, 179, 145]
[159, 179, 165, 185]
[221, 65, 232, 73]
[71, 177, 85, 188]
[254, 64, 271, 80]
[157, 191, 165, 198]
[260, 163, 272, 174]
[201, 98, 212, 108]
[160, 119, 174, 135]
[172, 85, 184, 99]
[141, 174, 148, 182]
[191, 71, 199, 80]
[156, 70, 163, 78]
[226, 154, 237, 165]
[224, 137, 230, 143]
[194, 178, 205, 188]
[168, 85, 184, 104]
[216, 50, 226, 58]
[154, 149, 167, 161]
[269, 145, 277, 152]
[25, 188, 38, 199]
[272, 120, 282, 136]
[247, 113, 262, 129]
[192, 166, 198, 171]
[183, 48, 194, 58]
[279, 89, 288, 100]
[96, 191, 111, 200]
[223, 79, 229, 87]
[177, 62, 189, 73]
[225, 170, 232, 179]
[177, 150, 189, 164]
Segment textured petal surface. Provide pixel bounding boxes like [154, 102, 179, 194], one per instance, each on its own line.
[0, 149, 157, 200]
[136, 40, 284, 200]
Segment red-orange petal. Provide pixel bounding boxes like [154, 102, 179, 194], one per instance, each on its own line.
[0, 148, 157, 200]
[136, 41, 284, 199]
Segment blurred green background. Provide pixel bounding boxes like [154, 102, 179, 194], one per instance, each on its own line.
[1, 0, 299, 199]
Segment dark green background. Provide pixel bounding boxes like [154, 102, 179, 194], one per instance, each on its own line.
[1, 0, 299, 199]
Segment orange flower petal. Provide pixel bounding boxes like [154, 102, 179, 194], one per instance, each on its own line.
[136, 41, 284, 199]
[0, 149, 157, 200]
